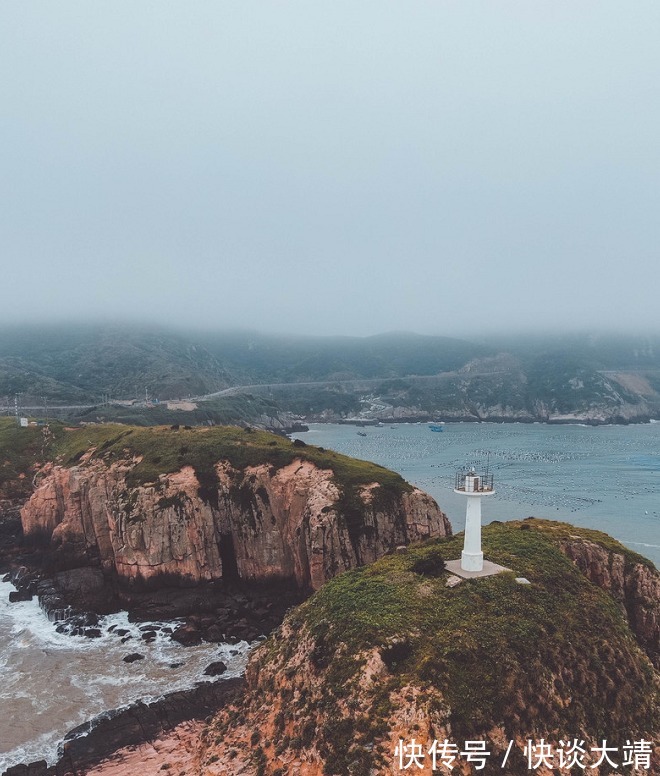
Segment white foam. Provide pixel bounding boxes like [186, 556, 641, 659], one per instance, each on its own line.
[0, 579, 253, 771]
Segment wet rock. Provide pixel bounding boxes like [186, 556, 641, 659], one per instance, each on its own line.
[203, 624, 225, 643]
[51, 678, 244, 775]
[123, 653, 145, 663]
[171, 624, 202, 646]
[52, 568, 115, 615]
[84, 629, 102, 639]
[140, 630, 157, 640]
[3, 759, 48, 775]
[115, 628, 129, 637]
[204, 661, 228, 676]
[8, 590, 33, 602]
[169, 662, 184, 669]
[120, 635, 132, 644]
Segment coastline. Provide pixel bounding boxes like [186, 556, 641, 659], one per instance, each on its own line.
[1, 677, 244, 776]
[297, 414, 659, 428]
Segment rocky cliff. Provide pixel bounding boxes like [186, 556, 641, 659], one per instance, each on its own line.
[18, 425, 450, 594]
[193, 520, 660, 775]
[556, 529, 660, 668]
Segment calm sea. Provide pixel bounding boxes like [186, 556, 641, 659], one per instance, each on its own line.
[292, 421, 660, 567]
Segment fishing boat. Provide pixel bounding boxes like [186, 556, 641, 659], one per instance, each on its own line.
[428, 423, 444, 432]
[357, 431, 367, 437]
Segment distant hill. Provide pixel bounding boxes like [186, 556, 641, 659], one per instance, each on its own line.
[486, 331, 660, 371]
[1, 324, 659, 424]
[0, 325, 233, 403]
[0, 325, 485, 404]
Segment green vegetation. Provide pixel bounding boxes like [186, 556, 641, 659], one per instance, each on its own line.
[0, 417, 66, 500]
[524, 353, 639, 414]
[259, 386, 362, 418]
[74, 394, 287, 428]
[0, 323, 232, 402]
[52, 423, 408, 491]
[0, 418, 410, 511]
[0, 324, 483, 404]
[512, 518, 657, 571]
[268, 519, 658, 770]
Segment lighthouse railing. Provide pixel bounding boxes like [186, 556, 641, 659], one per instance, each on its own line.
[454, 471, 494, 492]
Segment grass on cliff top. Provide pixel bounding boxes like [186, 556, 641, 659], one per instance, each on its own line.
[282, 518, 658, 742]
[0, 417, 68, 499]
[38, 422, 410, 494]
[512, 517, 657, 571]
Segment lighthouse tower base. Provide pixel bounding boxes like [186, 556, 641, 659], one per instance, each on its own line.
[461, 549, 484, 572]
[445, 558, 512, 580]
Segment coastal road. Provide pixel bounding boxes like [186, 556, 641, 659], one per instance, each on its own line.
[191, 370, 509, 402]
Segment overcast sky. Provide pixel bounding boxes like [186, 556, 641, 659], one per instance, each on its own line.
[1, 2, 658, 337]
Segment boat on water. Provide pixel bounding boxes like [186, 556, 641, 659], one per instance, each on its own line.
[428, 424, 444, 432]
[357, 431, 367, 437]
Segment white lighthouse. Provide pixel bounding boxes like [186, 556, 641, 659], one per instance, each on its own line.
[453, 467, 494, 572]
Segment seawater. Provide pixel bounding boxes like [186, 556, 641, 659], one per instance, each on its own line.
[0, 583, 250, 771]
[292, 422, 660, 567]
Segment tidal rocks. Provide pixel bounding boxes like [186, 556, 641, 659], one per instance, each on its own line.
[3, 760, 49, 776]
[1, 678, 245, 776]
[203, 660, 227, 676]
[8, 590, 33, 602]
[171, 623, 202, 647]
[122, 653, 144, 663]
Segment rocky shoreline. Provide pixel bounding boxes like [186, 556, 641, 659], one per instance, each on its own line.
[1, 498, 303, 646]
[0, 502, 286, 775]
[2, 677, 245, 776]
[304, 412, 659, 426]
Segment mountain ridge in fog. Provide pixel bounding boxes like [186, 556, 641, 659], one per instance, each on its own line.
[1, 324, 660, 429]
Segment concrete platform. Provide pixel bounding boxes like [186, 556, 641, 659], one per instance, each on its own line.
[445, 559, 512, 579]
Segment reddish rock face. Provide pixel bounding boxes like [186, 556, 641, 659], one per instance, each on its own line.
[560, 539, 660, 668]
[20, 458, 451, 591]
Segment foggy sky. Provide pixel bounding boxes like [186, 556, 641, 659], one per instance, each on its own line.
[1, 2, 659, 337]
